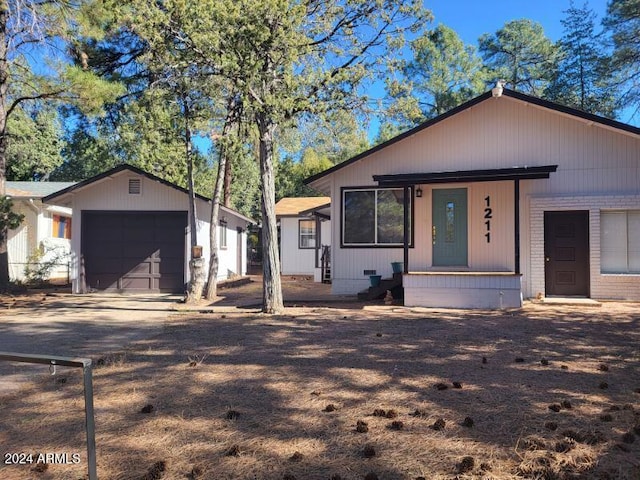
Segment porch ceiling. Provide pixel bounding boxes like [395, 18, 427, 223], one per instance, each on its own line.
[373, 165, 558, 186]
[299, 202, 331, 219]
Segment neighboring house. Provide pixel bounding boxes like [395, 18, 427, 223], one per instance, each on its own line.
[304, 88, 640, 308]
[43, 165, 254, 294]
[275, 196, 331, 282]
[7, 181, 76, 282]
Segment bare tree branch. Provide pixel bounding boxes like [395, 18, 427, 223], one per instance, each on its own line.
[6, 89, 65, 117]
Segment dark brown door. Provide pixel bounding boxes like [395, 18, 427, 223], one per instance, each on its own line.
[82, 211, 187, 293]
[544, 211, 589, 296]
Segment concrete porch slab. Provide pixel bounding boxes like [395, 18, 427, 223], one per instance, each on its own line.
[539, 297, 602, 306]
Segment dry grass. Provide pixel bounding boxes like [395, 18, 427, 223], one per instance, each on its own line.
[1, 301, 640, 479]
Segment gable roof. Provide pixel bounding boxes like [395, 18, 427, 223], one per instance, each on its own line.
[304, 88, 640, 189]
[7, 181, 76, 198]
[275, 196, 331, 217]
[42, 164, 255, 224]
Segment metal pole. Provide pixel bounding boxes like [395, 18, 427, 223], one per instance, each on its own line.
[0, 352, 97, 480]
[83, 364, 98, 480]
[314, 214, 321, 269]
[403, 186, 410, 274]
[514, 179, 521, 275]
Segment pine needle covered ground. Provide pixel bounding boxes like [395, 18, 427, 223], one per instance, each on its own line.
[1, 297, 639, 479]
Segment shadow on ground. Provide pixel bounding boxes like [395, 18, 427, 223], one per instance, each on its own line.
[0, 298, 639, 479]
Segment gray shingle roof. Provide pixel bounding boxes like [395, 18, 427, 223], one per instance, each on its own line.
[7, 181, 76, 198]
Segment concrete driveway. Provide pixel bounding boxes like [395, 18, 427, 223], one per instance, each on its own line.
[0, 293, 179, 392]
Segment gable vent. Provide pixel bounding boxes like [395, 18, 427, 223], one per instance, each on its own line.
[128, 178, 142, 195]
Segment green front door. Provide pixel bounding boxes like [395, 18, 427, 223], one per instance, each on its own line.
[432, 188, 468, 266]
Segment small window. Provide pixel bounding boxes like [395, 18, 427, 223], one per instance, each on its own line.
[219, 221, 228, 249]
[445, 201, 455, 243]
[299, 219, 316, 249]
[53, 215, 72, 239]
[128, 178, 142, 195]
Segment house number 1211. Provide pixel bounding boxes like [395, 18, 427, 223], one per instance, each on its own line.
[484, 196, 492, 243]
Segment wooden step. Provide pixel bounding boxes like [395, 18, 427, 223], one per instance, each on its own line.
[322, 267, 331, 284]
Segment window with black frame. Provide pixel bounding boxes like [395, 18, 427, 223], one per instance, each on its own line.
[299, 219, 316, 249]
[342, 188, 410, 246]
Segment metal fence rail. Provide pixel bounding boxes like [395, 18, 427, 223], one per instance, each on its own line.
[0, 352, 97, 480]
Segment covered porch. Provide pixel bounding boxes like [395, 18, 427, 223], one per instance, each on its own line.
[299, 202, 332, 283]
[373, 165, 557, 309]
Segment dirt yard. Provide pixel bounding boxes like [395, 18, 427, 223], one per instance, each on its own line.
[0, 289, 639, 479]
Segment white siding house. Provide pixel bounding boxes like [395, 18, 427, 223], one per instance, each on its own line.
[43, 165, 253, 294]
[275, 197, 331, 282]
[305, 88, 640, 308]
[7, 182, 76, 282]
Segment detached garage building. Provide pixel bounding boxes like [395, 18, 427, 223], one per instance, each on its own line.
[43, 165, 254, 294]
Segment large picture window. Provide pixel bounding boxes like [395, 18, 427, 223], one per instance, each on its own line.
[342, 188, 411, 246]
[601, 210, 640, 273]
[299, 219, 316, 249]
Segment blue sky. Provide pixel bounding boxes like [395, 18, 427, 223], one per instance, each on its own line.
[361, 1, 621, 140]
[427, 0, 609, 45]
[197, 1, 622, 152]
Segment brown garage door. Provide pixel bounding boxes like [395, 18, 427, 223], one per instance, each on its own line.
[82, 211, 187, 293]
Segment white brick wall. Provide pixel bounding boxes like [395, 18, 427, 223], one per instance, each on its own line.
[529, 194, 640, 300]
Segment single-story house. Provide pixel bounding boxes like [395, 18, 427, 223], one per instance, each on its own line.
[304, 87, 640, 308]
[7, 181, 76, 282]
[275, 196, 331, 282]
[43, 164, 254, 294]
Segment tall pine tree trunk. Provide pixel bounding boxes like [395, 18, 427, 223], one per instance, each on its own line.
[205, 137, 226, 301]
[0, 132, 8, 292]
[185, 105, 204, 302]
[186, 121, 197, 249]
[223, 149, 232, 208]
[0, 0, 10, 291]
[206, 96, 235, 300]
[256, 111, 283, 314]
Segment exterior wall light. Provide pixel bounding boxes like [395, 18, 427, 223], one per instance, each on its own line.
[415, 187, 423, 198]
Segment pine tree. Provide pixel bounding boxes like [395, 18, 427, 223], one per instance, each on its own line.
[0, 0, 121, 289]
[479, 19, 561, 96]
[603, 0, 640, 118]
[387, 24, 486, 124]
[133, 0, 428, 313]
[545, 1, 616, 117]
[6, 104, 65, 180]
